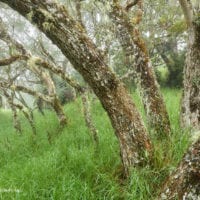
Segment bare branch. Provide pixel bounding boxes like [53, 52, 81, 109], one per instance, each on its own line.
[0, 81, 53, 103]
[125, 0, 139, 12]
[0, 54, 28, 66]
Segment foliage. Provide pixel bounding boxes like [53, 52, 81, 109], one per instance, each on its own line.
[166, 52, 185, 88]
[155, 66, 169, 87]
[155, 51, 185, 88]
[0, 90, 190, 200]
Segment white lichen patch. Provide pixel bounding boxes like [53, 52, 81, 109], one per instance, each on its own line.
[160, 193, 167, 200]
[42, 22, 53, 31]
[27, 56, 41, 69]
[10, 85, 16, 90]
[191, 131, 200, 143]
[26, 11, 34, 21]
[184, 189, 200, 200]
[38, 8, 55, 21]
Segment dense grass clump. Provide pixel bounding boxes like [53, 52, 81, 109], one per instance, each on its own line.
[0, 89, 189, 199]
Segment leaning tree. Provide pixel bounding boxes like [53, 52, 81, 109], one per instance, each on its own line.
[0, 1, 199, 199]
[0, 0, 153, 176]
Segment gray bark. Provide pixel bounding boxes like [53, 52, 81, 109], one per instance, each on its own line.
[180, 1, 200, 130]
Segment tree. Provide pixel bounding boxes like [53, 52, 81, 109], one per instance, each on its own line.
[110, 0, 171, 135]
[156, 1, 200, 198]
[179, 0, 200, 130]
[0, 0, 152, 176]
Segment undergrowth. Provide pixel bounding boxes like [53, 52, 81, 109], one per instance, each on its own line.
[0, 89, 189, 199]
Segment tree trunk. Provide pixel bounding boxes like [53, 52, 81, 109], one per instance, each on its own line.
[1, 0, 152, 175]
[81, 92, 99, 145]
[157, 139, 200, 200]
[181, 26, 200, 130]
[110, 1, 171, 136]
[4, 91, 22, 133]
[179, 0, 200, 130]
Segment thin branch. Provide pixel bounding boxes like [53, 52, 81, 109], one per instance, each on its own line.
[0, 54, 28, 66]
[0, 81, 53, 103]
[125, 0, 139, 11]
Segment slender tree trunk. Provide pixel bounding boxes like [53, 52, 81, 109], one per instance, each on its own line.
[4, 91, 22, 133]
[157, 3, 200, 199]
[181, 26, 200, 130]
[81, 91, 99, 145]
[52, 96, 67, 126]
[110, 1, 171, 136]
[179, 0, 200, 130]
[0, 0, 152, 175]
[157, 139, 200, 200]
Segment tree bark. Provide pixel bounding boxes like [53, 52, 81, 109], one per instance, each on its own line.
[110, 1, 171, 135]
[81, 91, 99, 145]
[0, 0, 152, 175]
[157, 139, 200, 200]
[179, 1, 200, 130]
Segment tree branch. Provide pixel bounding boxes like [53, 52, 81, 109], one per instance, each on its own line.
[179, 0, 193, 27]
[0, 55, 28, 66]
[125, 0, 139, 11]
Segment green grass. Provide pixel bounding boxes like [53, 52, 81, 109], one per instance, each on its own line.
[0, 89, 190, 200]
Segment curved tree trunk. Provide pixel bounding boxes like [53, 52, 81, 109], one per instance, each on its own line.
[110, 1, 171, 136]
[158, 139, 200, 200]
[0, 0, 152, 175]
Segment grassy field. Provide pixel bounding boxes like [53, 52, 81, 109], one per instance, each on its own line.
[0, 89, 190, 200]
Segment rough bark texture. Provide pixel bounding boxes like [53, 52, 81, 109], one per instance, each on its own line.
[158, 139, 200, 200]
[110, 1, 171, 135]
[181, 26, 200, 130]
[0, 0, 152, 175]
[180, 2, 200, 130]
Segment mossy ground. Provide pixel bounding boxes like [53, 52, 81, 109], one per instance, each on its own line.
[0, 89, 190, 200]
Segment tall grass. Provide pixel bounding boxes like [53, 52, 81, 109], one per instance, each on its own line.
[0, 89, 189, 199]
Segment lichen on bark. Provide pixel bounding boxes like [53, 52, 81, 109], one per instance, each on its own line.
[158, 139, 200, 200]
[110, 0, 171, 136]
[0, 0, 152, 175]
